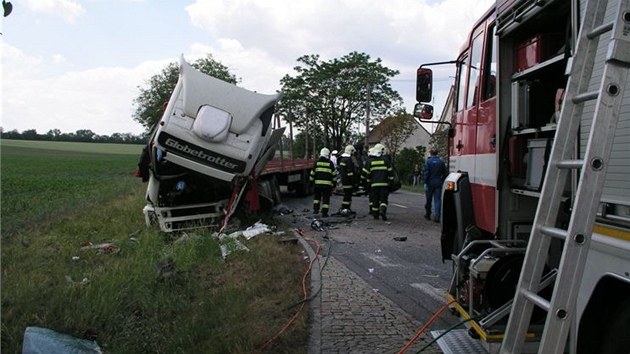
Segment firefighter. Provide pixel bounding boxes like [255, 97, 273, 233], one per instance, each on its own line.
[310, 147, 337, 217]
[338, 145, 357, 212]
[362, 143, 394, 221]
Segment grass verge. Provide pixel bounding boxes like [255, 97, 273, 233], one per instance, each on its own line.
[1, 141, 309, 353]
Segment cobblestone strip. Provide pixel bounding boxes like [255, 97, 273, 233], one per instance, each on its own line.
[319, 256, 442, 354]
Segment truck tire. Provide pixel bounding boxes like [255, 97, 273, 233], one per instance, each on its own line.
[270, 176, 282, 205]
[294, 170, 313, 197]
[599, 297, 630, 354]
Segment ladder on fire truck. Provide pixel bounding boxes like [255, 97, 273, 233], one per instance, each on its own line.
[500, 0, 630, 353]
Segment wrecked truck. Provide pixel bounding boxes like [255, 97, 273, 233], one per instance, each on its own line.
[137, 56, 314, 233]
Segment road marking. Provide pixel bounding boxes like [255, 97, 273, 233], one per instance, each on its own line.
[410, 283, 448, 304]
[390, 203, 408, 208]
[361, 253, 403, 267]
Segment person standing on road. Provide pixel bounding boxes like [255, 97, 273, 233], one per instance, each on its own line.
[412, 163, 421, 187]
[338, 145, 357, 213]
[424, 148, 447, 222]
[362, 143, 394, 221]
[330, 150, 339, 169]
[310, 148, 337, 217]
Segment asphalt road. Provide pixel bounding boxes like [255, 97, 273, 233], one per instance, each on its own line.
[275, 188, 460, 330]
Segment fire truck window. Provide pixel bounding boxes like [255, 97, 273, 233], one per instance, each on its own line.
[466, 32, 483, 108]
[456, 55, 468, 111]
[483, 24, 497, 101]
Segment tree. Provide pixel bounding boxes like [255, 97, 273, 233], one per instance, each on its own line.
[291, 130, 324, 159]
[278, 52, 402, 151]
[46, 129, 62, 141]
[132, 54, 239, 132]
[428, 125, 450, 162]
[75, 129, 96, 142]
[394, 146, 426, 186]
[378, 109, 418, 160]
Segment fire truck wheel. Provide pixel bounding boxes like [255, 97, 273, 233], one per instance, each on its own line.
[599, 297, 630, 354]
[484, 254, 524, 311]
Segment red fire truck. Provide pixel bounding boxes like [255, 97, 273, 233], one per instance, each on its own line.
[415, 0, 630, 353]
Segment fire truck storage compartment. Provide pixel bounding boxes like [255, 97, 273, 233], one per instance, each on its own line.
[525, 138, 549, 190]
[511, 80, 559, 129]
[514, 33, 564, 72]
[509, 135, 527, 180]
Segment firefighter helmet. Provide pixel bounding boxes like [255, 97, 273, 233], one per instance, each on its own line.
[374, 143, 385, 157]
[320, 147, 330, 158]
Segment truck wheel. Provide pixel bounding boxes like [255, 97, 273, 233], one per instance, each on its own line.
[294, 171, 312, 197]
[599, 297, 630, 354]
[270, 176, 282, 205]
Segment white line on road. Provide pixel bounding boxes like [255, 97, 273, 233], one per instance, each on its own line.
[361, 253, 403, 267]
[410, 283, 448, 304]
[390, 203, 408, 209]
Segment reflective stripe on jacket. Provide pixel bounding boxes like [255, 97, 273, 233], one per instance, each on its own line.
[362, 156, 393, 187]
[310, 157, 337, 186]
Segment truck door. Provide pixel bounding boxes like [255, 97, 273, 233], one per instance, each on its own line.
[473, 22, 497, 233]
[456, 20, 497, 234]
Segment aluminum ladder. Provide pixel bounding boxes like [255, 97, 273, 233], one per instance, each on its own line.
[500, 0, 630, 353]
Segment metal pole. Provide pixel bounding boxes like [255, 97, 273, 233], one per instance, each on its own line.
[364, 83, 371, 151]
[305, 111, 309, 159]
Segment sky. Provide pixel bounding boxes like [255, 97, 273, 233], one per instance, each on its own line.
[1, 0, 494, 137]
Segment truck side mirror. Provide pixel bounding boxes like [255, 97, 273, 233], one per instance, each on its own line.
[413, 103, 434, 120]
[416, 68, 433, 103]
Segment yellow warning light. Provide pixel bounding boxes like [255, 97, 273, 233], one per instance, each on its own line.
[446, 181, 456, 190]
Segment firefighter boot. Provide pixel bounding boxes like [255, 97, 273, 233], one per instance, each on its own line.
[379, 206, 387, 221]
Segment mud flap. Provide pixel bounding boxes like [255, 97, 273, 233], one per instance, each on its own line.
[440, 172, 475, 262]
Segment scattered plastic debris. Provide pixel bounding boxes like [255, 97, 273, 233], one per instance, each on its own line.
[22, 326, 102, 354]
[242, 222, 271, 240]
[80, 242, 119, 253]
[311, 219, 324, 231]
[368, 268, 375, 274]
[64, 276, 89, 285]
[220, 239, 250, 260]
[71, 256, 80, 262]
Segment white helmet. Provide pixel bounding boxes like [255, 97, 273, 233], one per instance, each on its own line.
[344, 145, 355, 154]
[320, 147, 330, 158]
[374, 143, 385, 157]
[332, 150, 338, 155]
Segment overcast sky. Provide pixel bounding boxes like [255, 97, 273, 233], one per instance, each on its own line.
[1, 0, 493, 136]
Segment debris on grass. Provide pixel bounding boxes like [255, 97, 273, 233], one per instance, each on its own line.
[22, 326, 102, 354]
[80, 242, 119, 254]
[219, 239, 250, 260]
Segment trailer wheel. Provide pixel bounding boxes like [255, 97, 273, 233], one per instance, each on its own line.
[294, 170, 312, 197]
[600, 297, 630, 354]
[270, 176, 282, 205]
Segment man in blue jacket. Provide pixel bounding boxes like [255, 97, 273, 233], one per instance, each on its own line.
[424, 148, 447, 222]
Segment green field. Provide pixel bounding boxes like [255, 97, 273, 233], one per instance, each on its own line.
[1, 140, 142, 238]
[1, 140, 309, 353]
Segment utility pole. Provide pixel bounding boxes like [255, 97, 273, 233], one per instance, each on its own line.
[364, 83, 371, 151]
[305, 111, 309, 158]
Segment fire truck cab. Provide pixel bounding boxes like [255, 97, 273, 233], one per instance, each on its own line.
[415, 0, 630, 353]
